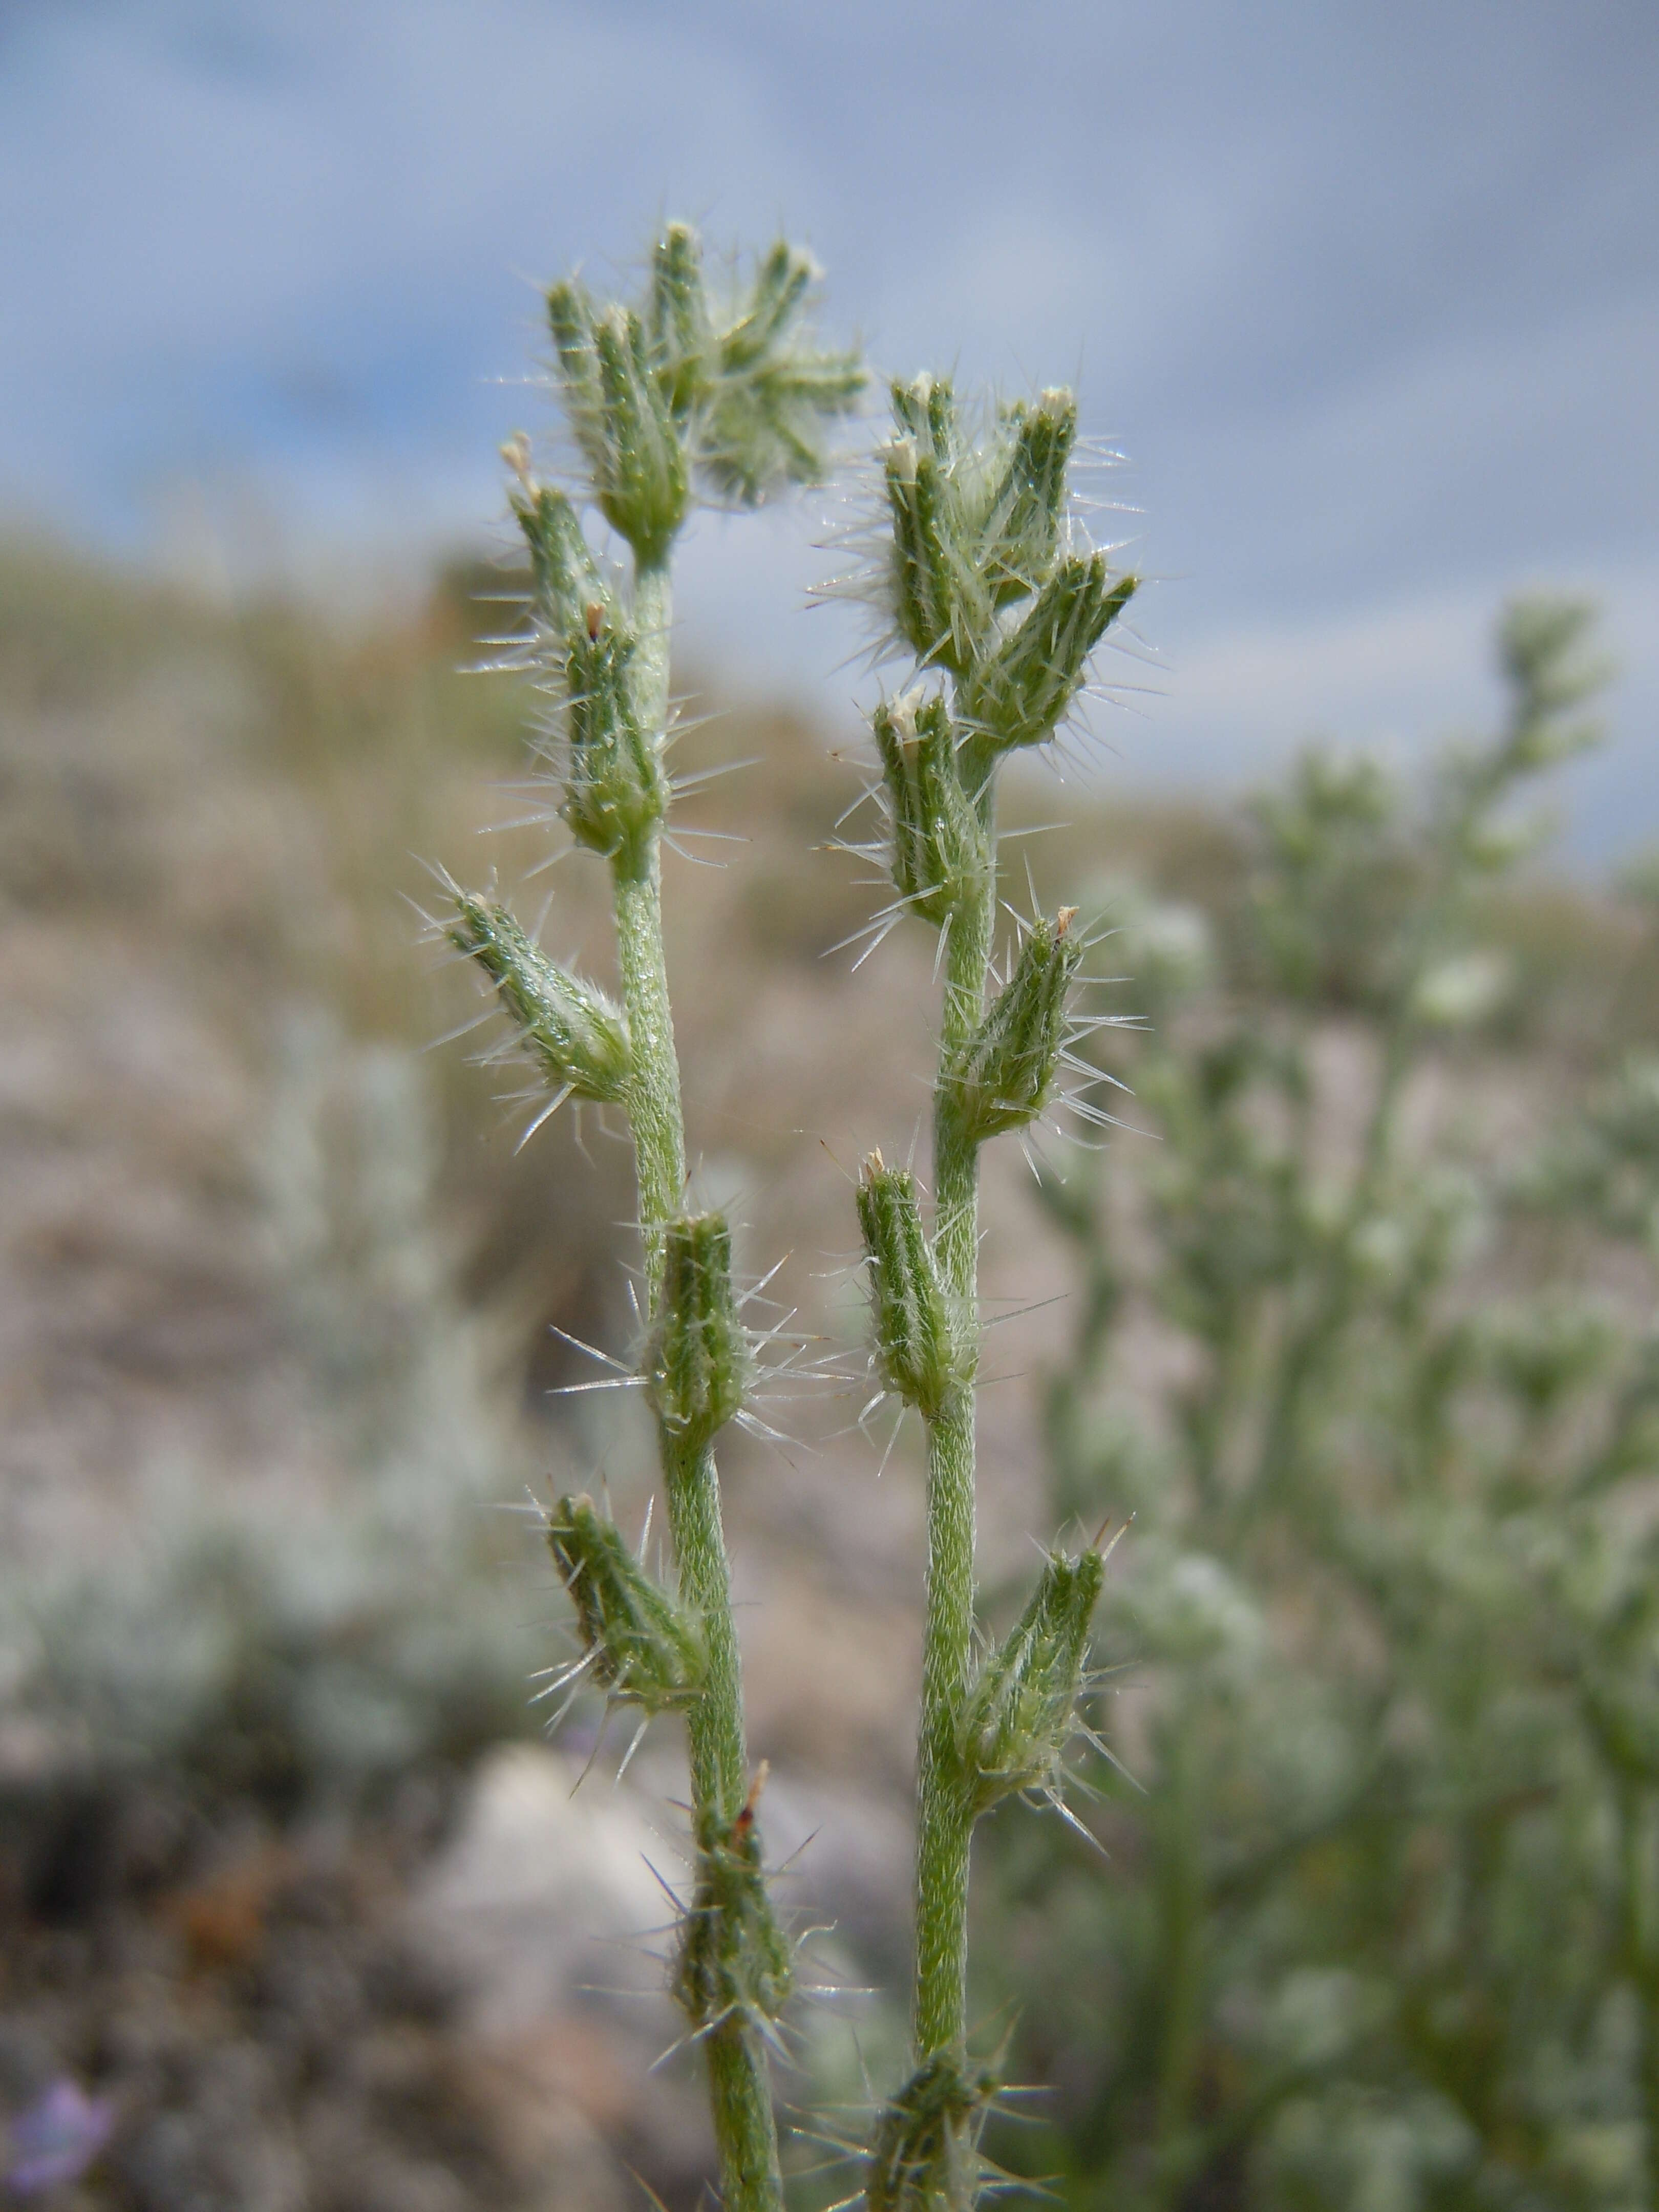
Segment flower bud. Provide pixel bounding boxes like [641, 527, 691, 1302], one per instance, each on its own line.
[890, 370, 960, 464]
[645, 1213, 752, 1452]
[647, 222, 711, 421]
[960, 552, 1137, 755]
[590, 305, 690, 562]
[673, 1769, 794, 2031]
[545, 281, 689, 563]
[886, 432, 971, 675]
[873, 691, 988, 925]
[943, 909, 1083, 1143]
[979, 388, 1076, 609]
[561, 610, 670, 863]
[858, 1153, 962, 1419]
[694, 238, 864, 502]
[545, 1493, 706, 1714]
[960, 1542, 1105, 1814]
[448, 893, 631, 1103]
[866, 2053, 999, 2212]
[545, 276, 605, 439]
[509, 480, 607, 642]
[720, 240, 818, 371]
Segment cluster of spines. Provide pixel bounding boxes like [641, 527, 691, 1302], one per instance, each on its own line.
[672, 1766, 795, 2044]
[863, 2052, 1004, 2212]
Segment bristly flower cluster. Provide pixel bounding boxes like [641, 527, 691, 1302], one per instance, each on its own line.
[446, 229, 866, 1099]
[823, 373, 1137, 782]
[547, 228, 865, 560]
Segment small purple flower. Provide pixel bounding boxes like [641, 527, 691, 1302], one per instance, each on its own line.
[6, 2079, 114, 2196]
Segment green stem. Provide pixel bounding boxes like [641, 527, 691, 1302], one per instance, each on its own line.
[914, 866, 995, 2060]
[614, 851, 687, 1304]
[665, 1433, 781, 2212]
[609, 555, 782, 2212]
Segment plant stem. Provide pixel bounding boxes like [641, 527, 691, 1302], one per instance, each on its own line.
[914, 867, 995, 2059]
[613, 559, 687, 1305]
[614, 849, 687, 1302]
[609, 555, 783, 2212]
[664, 1432, 781, 2212]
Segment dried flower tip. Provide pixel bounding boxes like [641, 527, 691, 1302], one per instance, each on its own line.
[942, 908, 1084, 1144]
[866, 2053, 1001, 2212]
[645, 1213, 752, 1452]
[545, 1493, 707, 1714]
[500, 430, 534, 484]
[959, 551, 1137, 756]
[448, 893, 631, 1103]
[960, 1543, 1105, 1814]
[874, 690, 989, 926]
[561, 614, 671, 864]
[672, 1785, 794, 2032]
[858, 1155, 962, 1419]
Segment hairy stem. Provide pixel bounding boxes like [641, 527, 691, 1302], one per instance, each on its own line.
[609, 556, 782, 2212]
[914, 867, 995, 2059]
[664, 1432, 780, 2212]
[614, 852, 687, 1301]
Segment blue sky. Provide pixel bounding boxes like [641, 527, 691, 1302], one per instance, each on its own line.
[3, 0, 1655, 852]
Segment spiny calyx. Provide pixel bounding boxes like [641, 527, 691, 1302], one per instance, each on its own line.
[959, 1540, 1106, 1814]
[865, 2052, 1001, 2212]
[645, 1213, 752, 1453]
[858, 1153, 963, 1420]
[448, 892, 631, 1103]
[672, 1764, 794, 2032]
[545, 1493, 706, 1714]
[873, 690, 989, 927]
[959, 554, 1137, 758]
[942, 907, 1083, 1143]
